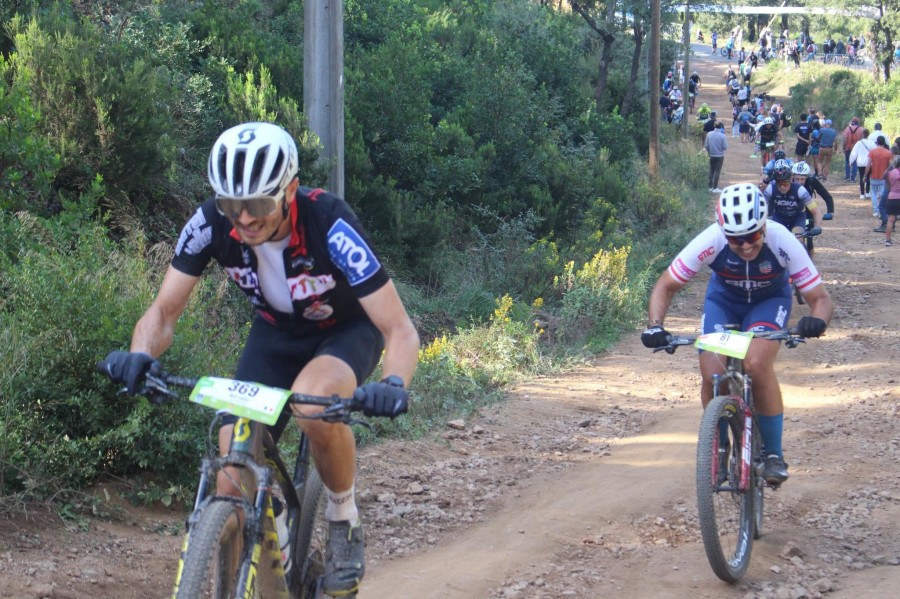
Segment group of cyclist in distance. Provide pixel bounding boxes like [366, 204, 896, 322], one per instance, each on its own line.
[99, 40, 838, 593]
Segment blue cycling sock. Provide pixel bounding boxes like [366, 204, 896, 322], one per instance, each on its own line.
[757, 413, 784, 457]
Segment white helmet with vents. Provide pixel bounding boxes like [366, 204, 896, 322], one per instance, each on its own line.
[716, 183, 768, 235]
[208, 122, 298, 199]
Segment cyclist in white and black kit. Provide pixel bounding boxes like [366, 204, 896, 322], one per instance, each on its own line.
[101, 122, 420, 597]
[642, 184, 834, 484]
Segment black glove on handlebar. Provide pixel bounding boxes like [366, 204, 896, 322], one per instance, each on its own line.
[641, 325, 670, 349]
[808, 225, 822, 236]
[796, 316, 827, 338]
[354, 376, 409, 418]
[99, 350, 161, 395]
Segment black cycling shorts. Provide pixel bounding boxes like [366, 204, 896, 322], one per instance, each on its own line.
[221, 315, 385, 441]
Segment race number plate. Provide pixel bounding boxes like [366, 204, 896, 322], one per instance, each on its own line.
[189, 377, 291, 426]
[694, 331, 754, 359]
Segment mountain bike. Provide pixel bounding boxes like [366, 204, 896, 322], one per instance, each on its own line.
[96, 362, 373, 598]
[653, 327, 806, 582]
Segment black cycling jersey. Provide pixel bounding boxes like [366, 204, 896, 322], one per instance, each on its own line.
[758, 123, 779, 142]
[804, 175, 834, 213]
[172, 187, 390, 334]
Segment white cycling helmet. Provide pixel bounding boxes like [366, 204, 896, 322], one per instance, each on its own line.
[717, 184, 768, 235]
[763, 117, 774, 125]
[208, 122, 298, 198]
[791, 161, 812, 176]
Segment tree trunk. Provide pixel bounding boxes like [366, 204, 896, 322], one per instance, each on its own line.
[594, 31, 615, 113]
[621, 19, 644, 118]
[747, 15, 756, 43]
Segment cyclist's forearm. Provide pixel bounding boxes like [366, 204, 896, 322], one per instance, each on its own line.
[130, 305, 177, 357]
[647, 271, 684, 324]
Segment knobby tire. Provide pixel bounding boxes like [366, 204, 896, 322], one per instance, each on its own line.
[696, 395, 755, 582]
[175, 500, 244, 599]
[296, 467, 327, 598]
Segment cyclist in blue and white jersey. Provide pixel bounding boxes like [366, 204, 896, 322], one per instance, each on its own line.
[761, 149, 792, 184]
[641, 184, 834, 484]
[763, 159, 823, 234]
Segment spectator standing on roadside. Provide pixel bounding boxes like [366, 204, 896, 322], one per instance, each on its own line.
[842, 117, 865, 182]
[849, 128, 875, 200]
[712, 30, 719, 53]
[817, 120, 837, 181]
[702, 110, 717, 145]
[870, 122, 888, 145]
[794, 113, 812, 160]
[705, 121, 728, 192]
[866, 136, 893, 220]
[883, 156, 900, 246]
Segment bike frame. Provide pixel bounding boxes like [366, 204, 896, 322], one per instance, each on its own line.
[173, 416, 315, 598]
[711, 362, 756, 493]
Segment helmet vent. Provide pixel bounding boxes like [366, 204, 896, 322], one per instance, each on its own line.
[247, 146, 268, 195]
[233, 149, 247, 195]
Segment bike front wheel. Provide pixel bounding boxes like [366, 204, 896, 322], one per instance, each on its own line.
[751, 423, 765, 539]
[295, 466, 327, 598]
[174, 500, 244, 599]
[696, 395, 755, 582]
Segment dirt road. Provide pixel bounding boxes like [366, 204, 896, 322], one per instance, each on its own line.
[1, 45, 898, 599]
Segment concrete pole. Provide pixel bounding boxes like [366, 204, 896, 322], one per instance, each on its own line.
[649, 0, 660, 180]
[304, 0, 345, 197]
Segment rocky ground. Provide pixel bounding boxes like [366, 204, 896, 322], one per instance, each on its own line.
[1, 45, 899, 599]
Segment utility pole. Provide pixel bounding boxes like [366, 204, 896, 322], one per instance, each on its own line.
[304, 0, 345, 197]
[682, 3, 691, 139]
[649, 0, 660, 180]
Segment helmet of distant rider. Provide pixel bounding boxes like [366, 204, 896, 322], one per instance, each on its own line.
[208, 122, 299, 199]
[774, 149, 787, 161]
[791, 161, 812, 176]
[763, 117, 774, 125]
[773, 159, 792, 181]
[717, 184, 768, 235]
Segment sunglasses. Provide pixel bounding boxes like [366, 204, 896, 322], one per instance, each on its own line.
[725, 230, 764, 246]
[215, 187, 285, 220]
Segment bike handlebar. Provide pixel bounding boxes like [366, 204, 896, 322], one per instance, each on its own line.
[653, 327, 806, 354]
[95, 362, 367, 425]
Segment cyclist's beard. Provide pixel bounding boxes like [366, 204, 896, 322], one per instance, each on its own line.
[265, 201, 291, 242]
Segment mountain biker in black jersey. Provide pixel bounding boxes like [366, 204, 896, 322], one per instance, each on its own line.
[757, 117, 782, 168]
[100, 122, 420, 597]
[641, 184, 835, 484]
[792, 160, 834, 219]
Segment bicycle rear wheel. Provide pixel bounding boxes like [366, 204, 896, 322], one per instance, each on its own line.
[174, 500, 243, 599]
[696, 395, 755, 582]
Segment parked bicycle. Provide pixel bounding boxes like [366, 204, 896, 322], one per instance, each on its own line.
[96, 361, 377, 598]
[652, 327, 806, 582]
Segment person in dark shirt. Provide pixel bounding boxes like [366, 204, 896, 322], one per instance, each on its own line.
[793, 113, 812, 161]
[100, 121, 420, 597]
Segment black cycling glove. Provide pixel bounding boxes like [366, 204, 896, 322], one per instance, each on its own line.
[354, 375, 409, 418]
[796, 316, 827, 338]
[641, 325, 670, 349]
[808, 226, 822, 236]
[100, 350, 160, 395]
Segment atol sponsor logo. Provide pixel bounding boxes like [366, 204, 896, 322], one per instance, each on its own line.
[327, 218, 380, 285]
